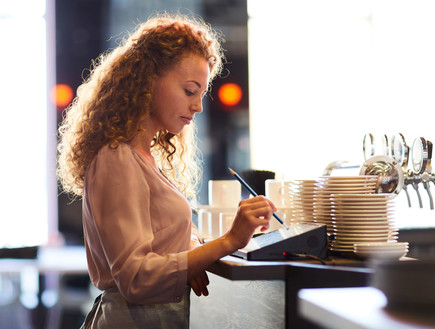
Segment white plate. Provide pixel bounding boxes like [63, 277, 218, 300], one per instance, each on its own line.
[334, 229, 396, 235]
[334, 239, 398, 247]
[333, 211, 393, 216]
[316, 182, 377, 187]
[317, 186, 378, 190]
[334, 229, 397, 234]
[332, 201, 393, 206]
[333, 213, 394, 218]
[335, 193, 393, 200]
[316, 189, 376, 194]
[297, 192, 316, 196]
[331, 211, 394, 217]
[354, 250, 407, 259]
[354, 242, 408, 249]
[317, 176, 378, 180]
[355, 245, 408, 251]
[316, 182, 377, 186]
[334, 223, 395, 229]
[332, 198, 393, 202]
[331, 205, 394, 210]
[333, 214, 393, 220]
[333, 214, 394, 219]
[354, 248, 409, 254]
[313, 199, 335, 204]
[332, 207, 394, 213]
[330, 246, 354, 252]
[355, 247, 409, 253]
[334, 221, 394, 226]
[337, 230, 398, 236]
[335, 237, 391, 243]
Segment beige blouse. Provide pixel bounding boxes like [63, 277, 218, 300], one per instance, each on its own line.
[82, 143, 193, 305]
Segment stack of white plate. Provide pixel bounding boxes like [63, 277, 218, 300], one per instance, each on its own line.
[313, 176, 378, 234]
[330, 193, 398, 254]
[287, 180, 317, 223]
[354, 242, 409, 260]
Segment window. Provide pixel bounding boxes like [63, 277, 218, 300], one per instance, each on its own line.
[0, 0, 56, 249]
[248, 0, 435, 226]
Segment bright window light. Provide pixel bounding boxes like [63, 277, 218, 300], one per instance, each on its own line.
[0, 0, 54, 248]
[248, 0, 435, 226]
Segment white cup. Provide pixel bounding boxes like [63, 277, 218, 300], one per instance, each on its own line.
[197, 209, 212, 239]
[219, 212, 235, 236]
[208, 180, 241, 208]
[265, 179, 291, 207]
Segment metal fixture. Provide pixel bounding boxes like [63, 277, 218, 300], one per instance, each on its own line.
[363, 134, 434, 210]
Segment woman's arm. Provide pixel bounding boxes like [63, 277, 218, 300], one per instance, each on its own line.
[187, 196, 276, 296]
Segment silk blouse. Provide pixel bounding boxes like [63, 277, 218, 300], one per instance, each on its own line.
[82, 143, 193, 304]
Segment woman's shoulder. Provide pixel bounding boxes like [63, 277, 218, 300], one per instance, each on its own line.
[89, 143, 139, 174]
[97, 142, 134, 160]
[87, 143, 140, 180]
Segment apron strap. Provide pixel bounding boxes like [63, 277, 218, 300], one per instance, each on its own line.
[80, 293, 102, 329]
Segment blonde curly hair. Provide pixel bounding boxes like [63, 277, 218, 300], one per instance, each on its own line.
[57, 13, 224, 203]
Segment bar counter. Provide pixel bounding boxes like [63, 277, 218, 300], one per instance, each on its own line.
[190, 255, 373, 329]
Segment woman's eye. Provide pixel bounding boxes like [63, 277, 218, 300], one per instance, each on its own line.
[184, 89, 194, 96]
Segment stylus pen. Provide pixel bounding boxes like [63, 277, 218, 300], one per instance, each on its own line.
[228, 168, 288, 229]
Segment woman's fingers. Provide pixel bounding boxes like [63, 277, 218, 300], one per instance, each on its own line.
[239, 197, 275, 221]
[190, 278, 201, 296]
[240, 195, 277, 211]
[189, 271, 210, 297]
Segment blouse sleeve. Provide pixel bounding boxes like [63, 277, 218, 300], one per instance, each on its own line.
[85, 145, 188, 304]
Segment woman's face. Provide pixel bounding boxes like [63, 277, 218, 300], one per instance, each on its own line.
[150, 55, 210, 135]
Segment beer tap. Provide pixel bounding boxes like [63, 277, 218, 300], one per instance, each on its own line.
[423, 139, 433, 209]
[357, 134, 435, 209]
[411, 137, 433, 209]
[363, 133, 375, 161]
[422, 172, 434, 209]
[359, 154, 404, 197]
[382, 134, 390, 157]
[409, 172, 424, 208]
[391, 133, 412, 207]
[402, 179, 412, 208]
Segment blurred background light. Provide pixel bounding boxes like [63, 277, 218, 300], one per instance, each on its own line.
[51, 84, 74, 108]
[218, 82, 243, 108]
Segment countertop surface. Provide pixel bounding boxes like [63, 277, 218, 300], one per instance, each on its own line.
[207, 254, 373, 281]
[299, 286, 435, 329]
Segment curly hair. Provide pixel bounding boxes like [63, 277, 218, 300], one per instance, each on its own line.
[57, 13, 224, 202]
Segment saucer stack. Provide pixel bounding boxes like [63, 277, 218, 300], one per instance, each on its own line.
[354, 242, 409, 260]
[313, 176, 378, 235]
[287, 180, 317, 224]
[329, 193, 399, 255]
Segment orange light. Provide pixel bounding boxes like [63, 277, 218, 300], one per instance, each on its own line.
[51, 84, 73, 107]
[218, 83, 242, 107]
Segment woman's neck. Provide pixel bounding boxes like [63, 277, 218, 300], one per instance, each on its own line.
[129, 128, 155, 154]
[129, 130, 156, 164]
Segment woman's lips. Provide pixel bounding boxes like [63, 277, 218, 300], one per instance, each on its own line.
[181, 116, 193, 124]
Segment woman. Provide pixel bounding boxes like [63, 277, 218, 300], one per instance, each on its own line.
[57, 13, 275, 328]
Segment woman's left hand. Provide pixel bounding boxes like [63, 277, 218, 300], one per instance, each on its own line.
[189, 270, 210, 297]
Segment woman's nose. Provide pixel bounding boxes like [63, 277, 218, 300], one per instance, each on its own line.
[191, 98, 203, 113]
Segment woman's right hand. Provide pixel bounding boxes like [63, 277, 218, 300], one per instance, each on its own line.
[187, 196, 277, 283]
[224, 196, 277, 252]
